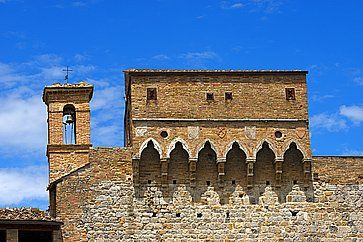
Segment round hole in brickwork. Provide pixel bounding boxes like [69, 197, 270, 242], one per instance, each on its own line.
[275, 131, 282, 139]
[160, 131, 168, 138]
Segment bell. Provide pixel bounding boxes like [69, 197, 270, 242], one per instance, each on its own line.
[65, 114, 74, 124]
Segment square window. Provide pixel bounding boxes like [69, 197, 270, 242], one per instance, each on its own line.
[206, 92, 214, 101]
[285, 88, 296, 100]
[147, 88, 157, 101]
[225, 92, 233, 101]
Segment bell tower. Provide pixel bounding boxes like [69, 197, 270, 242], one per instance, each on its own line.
[43, 82, 93, 183]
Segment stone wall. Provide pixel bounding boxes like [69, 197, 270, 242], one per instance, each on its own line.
[313, 156, 363, 184]
[54, 149, 363, 241]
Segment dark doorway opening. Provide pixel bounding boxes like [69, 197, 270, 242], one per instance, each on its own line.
[0, 230, 6, 242]
[19, 230, 52, 242]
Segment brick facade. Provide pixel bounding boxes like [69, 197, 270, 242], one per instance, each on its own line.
[41, 70, 363, 241]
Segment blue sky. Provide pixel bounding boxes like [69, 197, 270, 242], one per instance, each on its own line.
[0, 0, 362, 209]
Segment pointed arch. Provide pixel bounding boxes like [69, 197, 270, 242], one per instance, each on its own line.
[224, 140, 249, 159]
[254, 140, 276, 188]
[253, 139, 277, 159]
[282, 140, 308, 160]
[166, 137, 191, 158]
[195, 139, 218, 158]
[139, 138, 162, 158]
[225, 141, 248, 187]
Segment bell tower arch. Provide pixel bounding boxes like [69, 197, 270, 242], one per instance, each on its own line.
[43, 82, 93, 183]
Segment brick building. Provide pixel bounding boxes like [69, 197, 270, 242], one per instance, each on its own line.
[7, 69, 361, 241]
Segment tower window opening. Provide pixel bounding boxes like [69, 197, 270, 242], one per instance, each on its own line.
[225, 92, 233, 101]
[147, 88, 157, 101]
[206, 92, 214, 101]
[63, 104, 76, 144]
[285, 88, 296, 100]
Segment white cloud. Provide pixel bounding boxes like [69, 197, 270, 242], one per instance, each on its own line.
[40, 66, 65, 80]
[74, 53, 89, 62]
[221, 0, 283, 13]
[180, 51, 218, 60]
[310, 113, 347, 132]
[340, 105, 363, 124]
[152, 54, 170, 60]
[311, 94, 335, 102]
[91, 85, 123, 111]
[72, 1, 87, 7]
[353, 77, 363, 85]
[231, 3, 244, 9]
[0, 166, 48, 206]
[341, 149, 363, 156]
[0, 90, 47, 150]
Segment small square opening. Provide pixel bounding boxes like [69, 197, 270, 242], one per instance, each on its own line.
[176, 213, 181, 217]
[147, 88, 157, 101]
[266, 181, 270, 185]
[197, 213, 202, 218]
[225, 92, 232, 101]
[148, 180, 151, 184]
[285, 88, 296, 100]
[206, 181, 211, 186]
[293, 180, 298, 185]
[206, 92, 214, 101]
[232, 180, 236, 185]
[173, 180, 177, 184]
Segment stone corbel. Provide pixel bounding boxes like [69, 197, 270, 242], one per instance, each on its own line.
[132, 158, 140, 187]
[217, 158, 226, 187]
[274, 157, 283, 187]
[189, 158, 197, 187]
[246, 158, 256, 188]
[303, 158, 312, 185]
[161, 158, 168, 187]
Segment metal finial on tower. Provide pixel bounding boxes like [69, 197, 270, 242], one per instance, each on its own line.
[62, 66, 73, 83]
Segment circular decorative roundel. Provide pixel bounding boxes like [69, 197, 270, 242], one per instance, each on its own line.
[275, 131, 283, 139]
[160, 131, 168, 138]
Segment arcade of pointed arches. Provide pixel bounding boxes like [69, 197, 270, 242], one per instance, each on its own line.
[135, 138, 312, 191]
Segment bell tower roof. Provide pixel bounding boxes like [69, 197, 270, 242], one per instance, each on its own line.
[42, 82, 93, 104]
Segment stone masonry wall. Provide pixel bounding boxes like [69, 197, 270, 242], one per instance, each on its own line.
[313, 156, 363, 184]
[55, 149, 363, 241]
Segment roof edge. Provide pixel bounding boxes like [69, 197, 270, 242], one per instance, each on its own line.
[123, 69, 308, 74]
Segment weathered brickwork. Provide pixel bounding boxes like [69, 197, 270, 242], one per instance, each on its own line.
[313, 156, 363, 184]
[42, 70, 363, 241]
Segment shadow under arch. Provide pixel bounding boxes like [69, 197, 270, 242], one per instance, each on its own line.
[281, 142, 307, 202]
[223, 141, 247, 205]
[137, 140, 162, 198]
[194, 141, 218, 203]
[167, 138, 191, 158]
[138, 138, 162, 159]
[168, 141, 189, 185]
[253, 141, 276, 204]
